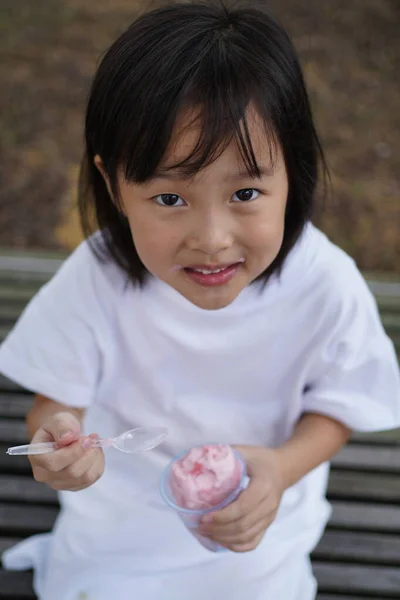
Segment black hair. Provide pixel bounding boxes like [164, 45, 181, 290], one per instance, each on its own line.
[80, 0, 328, 285]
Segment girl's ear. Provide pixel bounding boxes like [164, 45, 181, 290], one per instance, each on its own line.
[94, 154, 113, 199]
[93, 154, 127, 217]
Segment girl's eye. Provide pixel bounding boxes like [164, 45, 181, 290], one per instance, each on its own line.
[231, 188, 260, 202]
[153, 193, 186, 207]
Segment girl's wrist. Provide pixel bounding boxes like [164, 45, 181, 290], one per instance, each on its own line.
[243, 445, 292, 494]
[269, 413, 352, 491]
[270, 444, 299, 491]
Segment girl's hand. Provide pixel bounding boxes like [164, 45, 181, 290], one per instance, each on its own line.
[29, 411, 105, 492]
[199, 445, 284, 553]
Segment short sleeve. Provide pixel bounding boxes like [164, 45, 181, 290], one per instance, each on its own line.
[0, 242, 105, 408]
[303, 268, 400, 432]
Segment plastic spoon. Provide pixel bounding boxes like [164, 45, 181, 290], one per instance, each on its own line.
[6, 426, 168, 456]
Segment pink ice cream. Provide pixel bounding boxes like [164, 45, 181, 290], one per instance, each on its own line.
[170, 444, 242, 510]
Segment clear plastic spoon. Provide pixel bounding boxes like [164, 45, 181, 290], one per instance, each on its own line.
[6, 426, 168, 456]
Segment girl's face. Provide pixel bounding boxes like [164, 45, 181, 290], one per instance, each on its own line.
[96, 109, 288, 310]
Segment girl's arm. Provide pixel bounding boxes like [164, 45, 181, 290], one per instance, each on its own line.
[275, 412, 351, 489]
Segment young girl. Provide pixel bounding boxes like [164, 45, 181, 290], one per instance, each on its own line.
[1, 2, 399, 599]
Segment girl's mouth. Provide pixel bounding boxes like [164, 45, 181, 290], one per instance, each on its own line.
[183, 262, 243, 287]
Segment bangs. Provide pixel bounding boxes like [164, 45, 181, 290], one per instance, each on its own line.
[97, 19, 280, 196]
[124, 93, 279, 183]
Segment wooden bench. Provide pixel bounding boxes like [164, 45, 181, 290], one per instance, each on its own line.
[0, 255, 400, 600]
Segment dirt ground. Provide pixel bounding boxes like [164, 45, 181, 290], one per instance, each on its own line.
[1, 0, 399, 273]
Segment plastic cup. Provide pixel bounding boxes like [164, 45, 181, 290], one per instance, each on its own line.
[160, 447, 248, 552]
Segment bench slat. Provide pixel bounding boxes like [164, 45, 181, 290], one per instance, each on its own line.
[0, 255, 63, 275]
[314, 561, 400, 595]
[330, 500, 400, 532]
[375, 294, 400, 312]
[0, 475, 57, 504]
[0, 395, 33, 418]
[0, 445, 32, 474]
[0, 569, 35, 598]
[350, 428, 400, 445]
[317, 596, 376, 600]
[0, 420, 29, 444]
[0, 376, 23, 392]
[368, 280, 400, 297]
[0, 537, 23, 555]
[313, 530, 400, 564]
[381, 314, 400, 333]
[0, 503, 58, 534]
[0, 328, 11, 344]
[328, 471, 400, 502]
[0, 285, 40, 300]
[332, 444, 400, 472]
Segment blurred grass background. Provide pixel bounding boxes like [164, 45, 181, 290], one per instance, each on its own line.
[0, 0, 399, 274]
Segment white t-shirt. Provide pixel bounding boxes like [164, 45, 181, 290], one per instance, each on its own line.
[1, 224, 399, 600]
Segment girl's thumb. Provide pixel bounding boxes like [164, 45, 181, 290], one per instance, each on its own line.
[44, 412, 81, 445]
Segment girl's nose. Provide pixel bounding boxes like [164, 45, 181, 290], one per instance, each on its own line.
[186, 211, 233, 255]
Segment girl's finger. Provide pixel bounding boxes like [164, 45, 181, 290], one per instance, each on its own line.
[57, 448, 103, 481]
[51, 459, 104, 491]
[201, 498, 272, 539]
[227, 531, 266, 553]
[33, 439, 87, 473]
[51, 481, 87, 492]
[202, 476, 268, 527]
[208, 514, 271, 545]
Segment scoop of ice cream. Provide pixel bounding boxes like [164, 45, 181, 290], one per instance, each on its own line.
[170, 444, 242, 510]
